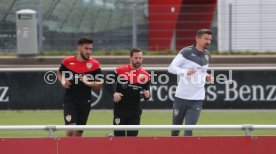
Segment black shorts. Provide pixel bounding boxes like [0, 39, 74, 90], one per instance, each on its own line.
[63, 96, 91, 125]
[113, 113, 141, 136]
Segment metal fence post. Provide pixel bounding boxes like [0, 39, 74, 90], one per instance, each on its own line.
[229, 3, 232, 53]
[46, 125, 56, 138]
[242, 124, 253, 136]
[132, 3, 137, 48]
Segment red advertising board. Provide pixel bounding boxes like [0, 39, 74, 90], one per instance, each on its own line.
[0, 136, 275, 154]
[254, 136, 276, 154]
[0, 138, 56, 154]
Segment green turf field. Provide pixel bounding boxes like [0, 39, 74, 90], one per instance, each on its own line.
[0, 110, 275, 137]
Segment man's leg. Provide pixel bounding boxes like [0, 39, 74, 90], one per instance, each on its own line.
[184, 100, 203, 136]
[171, 98, 186, 136]
[75, 100, 92, 137]
[113, 115, 126, 136]
[126, 115, 141, 136]
[63, 97, 77, 137]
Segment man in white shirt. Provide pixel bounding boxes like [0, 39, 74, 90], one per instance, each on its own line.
[168, 29, 214, 136]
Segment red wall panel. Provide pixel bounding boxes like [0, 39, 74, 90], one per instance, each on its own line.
[58, 137, 254, 154]
[254, 136, 276, 154]
[149, 0, 183, 50]
[149, 0, 217, 50]
[197, 136, 253, 154]
[1, 136, 276, 154]
[0, 138, 56, 154]
[176, 0, 217, 49]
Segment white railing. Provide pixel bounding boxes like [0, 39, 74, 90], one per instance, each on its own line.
[1, 66, 276, 72]
[0, 125, 276, 137]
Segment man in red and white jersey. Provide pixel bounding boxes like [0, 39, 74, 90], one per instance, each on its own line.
[113, 48, 151, 136]
[57, 37, 103, 137]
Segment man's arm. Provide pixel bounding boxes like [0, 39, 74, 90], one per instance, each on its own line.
[82, 68, 103, 89]
[57, 65, 71, 89]
[206, 73, 214, 84]
[168, 54, 196, 76]
[113, 92, 123, 103]
[82, 76, 103, 89]
[143, 80, 151, 100]
[112, 70, 124, 103]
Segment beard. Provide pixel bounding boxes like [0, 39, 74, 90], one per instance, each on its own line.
[132, 62, 141, 69]
[203, 43, 210, 49]
[80, 52, 90, 60]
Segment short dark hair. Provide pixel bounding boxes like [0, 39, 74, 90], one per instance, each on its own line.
[77, 37, 93, 45]
[130, 48, 142, 57]
[196, 29, 212, 38]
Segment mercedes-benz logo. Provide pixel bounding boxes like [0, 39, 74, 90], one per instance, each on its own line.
[90, 88, 103, 107]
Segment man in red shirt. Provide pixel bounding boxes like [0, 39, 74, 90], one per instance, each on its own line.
[113, 48, 151, 136]
[57, 37, 103, 137]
